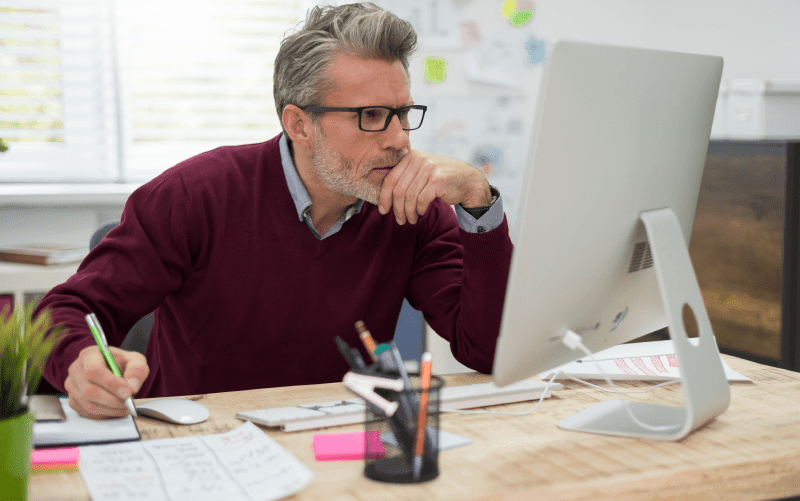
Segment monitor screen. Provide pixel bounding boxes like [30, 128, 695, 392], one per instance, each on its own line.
[492, 41, 730, 440]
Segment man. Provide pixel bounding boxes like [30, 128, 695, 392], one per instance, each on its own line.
[38, 3, 513, 419]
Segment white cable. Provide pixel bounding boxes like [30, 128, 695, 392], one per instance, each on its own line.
[557, 372, 681, 393]
[565, 330, 682, 433]
[440, 332, 682, 421]
[439, 372, 680, 416]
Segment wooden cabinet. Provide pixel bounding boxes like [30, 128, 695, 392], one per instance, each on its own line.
[689, 140, 799, 370]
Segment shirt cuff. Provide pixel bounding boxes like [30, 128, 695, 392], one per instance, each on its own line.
[455, 194, 505, 234]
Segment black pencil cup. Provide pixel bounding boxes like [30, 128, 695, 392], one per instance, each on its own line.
[364, 374, 444, 484]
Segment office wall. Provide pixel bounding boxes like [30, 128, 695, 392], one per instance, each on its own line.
[4, 0, 797, 242]
[396, 0, 800, 373]
[402, 0, 800, 231]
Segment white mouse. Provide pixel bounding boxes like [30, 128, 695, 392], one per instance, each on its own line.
[135, 398, 210, 425]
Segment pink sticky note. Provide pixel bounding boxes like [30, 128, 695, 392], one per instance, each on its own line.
[313, 431, 385, 461]
[31, 447, 80, 472]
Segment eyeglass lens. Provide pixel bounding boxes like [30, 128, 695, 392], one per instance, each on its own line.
[360, 107, 424, 131]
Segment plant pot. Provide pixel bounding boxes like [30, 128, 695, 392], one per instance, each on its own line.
[0, 411, 34, 501]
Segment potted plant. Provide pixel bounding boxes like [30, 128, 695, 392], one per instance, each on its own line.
[0, 304, 66, 500]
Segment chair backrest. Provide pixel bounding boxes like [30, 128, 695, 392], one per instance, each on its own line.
[89, 222, 154, 355]
[89, 222, 120, 251]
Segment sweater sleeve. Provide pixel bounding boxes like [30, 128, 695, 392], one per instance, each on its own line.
[38, 170, 197, 393]
[406, 200, 514, 374]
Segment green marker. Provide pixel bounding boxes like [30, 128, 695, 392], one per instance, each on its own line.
[86, 313, 137, 416]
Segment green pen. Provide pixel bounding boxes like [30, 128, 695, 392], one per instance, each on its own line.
[85, 313, 137, 416]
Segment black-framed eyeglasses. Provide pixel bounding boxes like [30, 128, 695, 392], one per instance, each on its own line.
[298, 105, 427, 132]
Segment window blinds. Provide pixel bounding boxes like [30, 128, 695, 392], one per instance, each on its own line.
[114, 0, 299, 181]
[0, 0, 118, 182]
[0, 0, 299, 183]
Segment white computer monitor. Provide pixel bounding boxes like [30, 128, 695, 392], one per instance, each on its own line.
[492, 41, 730, 440]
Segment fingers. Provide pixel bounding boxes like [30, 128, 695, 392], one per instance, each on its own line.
[395, 163, 428, 225]
[66, 377, 129, 419]
[377, 151, 485, 226]
[379, 152, 435, 225]
[65, 345, 149, 420]
[378, 156, 406, 217]
[112, 346, 149, 395]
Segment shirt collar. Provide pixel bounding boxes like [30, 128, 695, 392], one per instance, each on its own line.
[278, 134, 365, 223]
[279, 134, 313, 222]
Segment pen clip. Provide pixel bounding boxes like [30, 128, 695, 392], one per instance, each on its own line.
[88, 313, 110, 348]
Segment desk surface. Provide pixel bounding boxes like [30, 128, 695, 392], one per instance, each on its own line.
[30, 355, 800, 501]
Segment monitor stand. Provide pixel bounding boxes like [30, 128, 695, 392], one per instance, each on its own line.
[557, 208, 731, 441]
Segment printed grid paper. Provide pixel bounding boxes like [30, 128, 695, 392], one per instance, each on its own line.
[538, 340, 751, 381]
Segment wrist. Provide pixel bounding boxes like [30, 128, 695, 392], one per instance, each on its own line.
[461, 186, 499, 219]
[461, 183, 493, 209]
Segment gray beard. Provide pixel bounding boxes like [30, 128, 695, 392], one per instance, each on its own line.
[311, 128, 407, 205]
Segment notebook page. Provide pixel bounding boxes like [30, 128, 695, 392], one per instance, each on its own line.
[79, 421, 313, 501]
[33, 397, 139, 448]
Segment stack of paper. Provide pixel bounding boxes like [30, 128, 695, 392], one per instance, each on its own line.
[79, 421, 313, 501]
[31, 447, 80, 473]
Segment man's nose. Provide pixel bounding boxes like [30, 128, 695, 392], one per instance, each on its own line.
[380, 114, 410, 151]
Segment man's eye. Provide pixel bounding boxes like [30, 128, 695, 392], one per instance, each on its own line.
[362, 109, 381, 119]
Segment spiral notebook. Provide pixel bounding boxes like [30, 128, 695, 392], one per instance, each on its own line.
[32, 396, 140, 449]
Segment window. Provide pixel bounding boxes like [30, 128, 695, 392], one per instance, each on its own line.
[0, 0, 118, 182]
[0, 0, 299, 183]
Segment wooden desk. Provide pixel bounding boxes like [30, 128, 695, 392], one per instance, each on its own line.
[30, 356, 800, 501]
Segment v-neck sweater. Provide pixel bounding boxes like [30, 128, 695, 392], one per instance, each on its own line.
[40, 134, 514, 397]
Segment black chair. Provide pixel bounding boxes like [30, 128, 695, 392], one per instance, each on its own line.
[90, 222, 154, 355]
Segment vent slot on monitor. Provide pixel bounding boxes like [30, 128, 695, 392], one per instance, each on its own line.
[628, 241, 654, 273]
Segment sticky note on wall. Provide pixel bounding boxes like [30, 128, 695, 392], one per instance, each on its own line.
[425, 57, 448, 83]
[526, 38, 546, 65]
[502, 0, 534, 27]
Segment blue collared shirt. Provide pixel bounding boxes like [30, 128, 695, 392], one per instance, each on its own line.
[278, 135, 504, 239]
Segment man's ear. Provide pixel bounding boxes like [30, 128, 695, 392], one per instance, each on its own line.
[281, 104, 315, 150]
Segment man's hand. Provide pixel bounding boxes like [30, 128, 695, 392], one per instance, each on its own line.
[65, 345, 149, 419]
[377, 150, 492, 224]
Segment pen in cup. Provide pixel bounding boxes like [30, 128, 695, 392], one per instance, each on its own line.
[413, 352, 433, 480]
[389, 341, 412, 389]
[85, 313, 137, 417]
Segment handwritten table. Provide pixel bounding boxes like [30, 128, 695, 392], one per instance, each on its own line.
[29, 355, 800, 501]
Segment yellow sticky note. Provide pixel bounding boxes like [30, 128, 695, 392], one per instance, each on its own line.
[424, 57, 447, 83]
[501, 0, 516, 19]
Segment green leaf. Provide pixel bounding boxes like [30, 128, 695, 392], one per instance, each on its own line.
[0, 304, 67, 418]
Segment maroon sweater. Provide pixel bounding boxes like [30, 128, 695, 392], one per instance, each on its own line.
[40, 134, 514, 398]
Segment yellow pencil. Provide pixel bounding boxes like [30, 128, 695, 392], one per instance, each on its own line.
[355, 320, 378, 362]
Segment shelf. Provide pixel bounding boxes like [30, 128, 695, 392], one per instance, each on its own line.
[0, 184, 141, 207]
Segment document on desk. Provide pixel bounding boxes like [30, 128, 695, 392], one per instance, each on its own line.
[538, 340, 751, 382]
[79, 421, 313, 501]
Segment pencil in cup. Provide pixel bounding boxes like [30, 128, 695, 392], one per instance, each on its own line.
[413, 352, 433, 480]
[355, 320, 378, 362]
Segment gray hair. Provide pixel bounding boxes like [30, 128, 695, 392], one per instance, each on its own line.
[274, 3, 419, 133]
